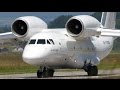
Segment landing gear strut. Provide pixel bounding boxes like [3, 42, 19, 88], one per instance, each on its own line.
[37, 67, 54, 78]
[84, 65, 98, 76]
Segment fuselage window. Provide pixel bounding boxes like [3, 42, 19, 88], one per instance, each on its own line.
[29, 39, 36, 44]
[49, 39, 55, 45]
[37, 39, 46, 44]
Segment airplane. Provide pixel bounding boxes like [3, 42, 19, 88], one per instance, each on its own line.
[0, 12, 119, 78]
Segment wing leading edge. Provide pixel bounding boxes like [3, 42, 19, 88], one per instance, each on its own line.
[0, 32, 16, 39]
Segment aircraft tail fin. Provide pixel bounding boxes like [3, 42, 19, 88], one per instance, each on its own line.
[98, 12, 120, 38]
[101, 12, 116, 29]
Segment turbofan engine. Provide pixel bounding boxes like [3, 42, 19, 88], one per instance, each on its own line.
[65, 15, 102, 40]
[11, 16, 47, 39]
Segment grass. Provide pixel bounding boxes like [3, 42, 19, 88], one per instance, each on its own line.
[0, 52, 120, 74]
[102, 76, 120, 79]
[0, 52, 38, 74]
[98, 53, 120, 70]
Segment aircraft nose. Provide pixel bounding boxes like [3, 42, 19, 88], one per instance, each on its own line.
[22, 45, 42, 65]
[22, 49, 39, 65]
[23, 51, 38, 60]
[22, 45, 48, 65]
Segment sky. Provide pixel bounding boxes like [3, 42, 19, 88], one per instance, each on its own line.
[0, 12, 94, 24]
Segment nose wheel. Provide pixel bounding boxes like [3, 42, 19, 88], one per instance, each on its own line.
[37, 67, 54, 78]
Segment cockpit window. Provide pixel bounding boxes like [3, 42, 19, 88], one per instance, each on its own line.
[49, 39, 54, 45]
[47, 40, 51, 44]
[28, 39, 54, 45]
[29, 39, 36, 44]
[37, 39, 46, 44]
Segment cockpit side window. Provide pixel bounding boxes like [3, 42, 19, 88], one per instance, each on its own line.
[49, 39, 55, 45]
[47, 40, 51, 44]
[37, 39, 46, 44]
[29, 39, 36, 44]
[29, 39, 54, 45]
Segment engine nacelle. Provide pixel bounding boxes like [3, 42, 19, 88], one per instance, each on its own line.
[65, 15, 102, 40]
[11, 16, 47, 39]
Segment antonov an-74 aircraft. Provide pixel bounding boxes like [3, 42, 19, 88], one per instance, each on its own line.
[0, 12, 119, 78]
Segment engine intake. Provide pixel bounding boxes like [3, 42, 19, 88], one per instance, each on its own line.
[66, 19, 83, 35]
[66, 15, 102, 39]
[11, 16, 47, 39]
[12, 20, 28, 36]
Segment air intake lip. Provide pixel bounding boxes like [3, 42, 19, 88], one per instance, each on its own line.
[12, 20, 28, 37]
[66, 19, 83, 36]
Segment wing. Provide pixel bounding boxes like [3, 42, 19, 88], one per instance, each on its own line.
[0, 32, 16, 39]
[0, 32, 17, 43]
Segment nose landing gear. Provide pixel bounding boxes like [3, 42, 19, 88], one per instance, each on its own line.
[37, 67, 54, 78]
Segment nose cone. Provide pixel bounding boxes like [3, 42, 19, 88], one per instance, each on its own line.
[22, 45, 47, 65]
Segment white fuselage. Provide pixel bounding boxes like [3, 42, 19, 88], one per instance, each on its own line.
[22, 29, 114, 69]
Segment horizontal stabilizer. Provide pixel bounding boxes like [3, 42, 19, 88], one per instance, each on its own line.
[99, 28, 120, 37]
